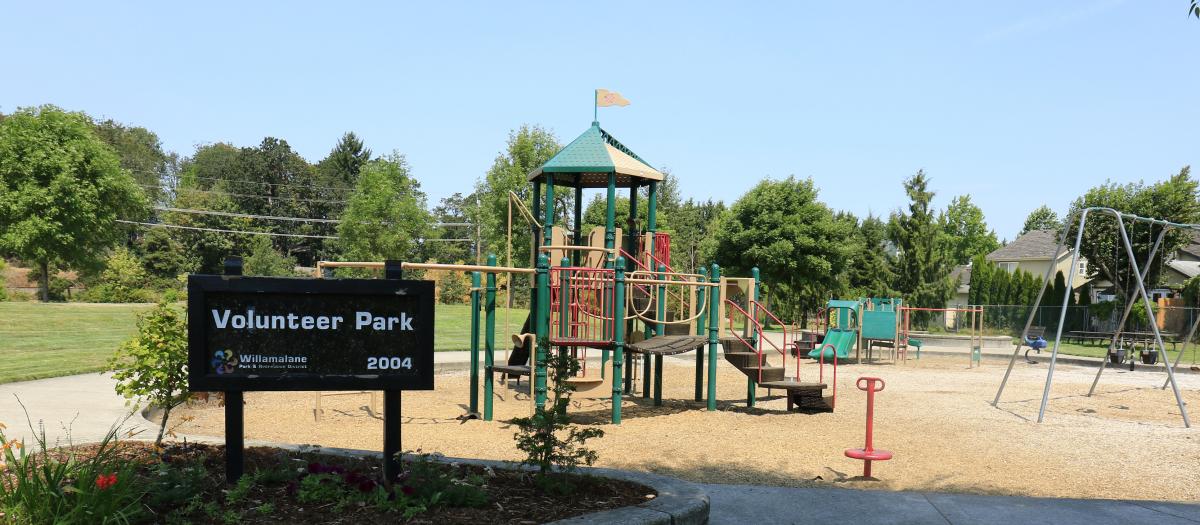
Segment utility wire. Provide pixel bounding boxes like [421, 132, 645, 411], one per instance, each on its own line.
[154, 206, 339, 224]
[155, 206, 474, 229]
[117, 220, 339, 239]
[143, 185, 349, 204]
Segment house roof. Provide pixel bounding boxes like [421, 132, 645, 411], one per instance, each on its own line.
[1168, 260, 1200, 280]
[527, 122, 664, 187]
[986, 229, 1064, 262]
[1177, 230, 1200, 260]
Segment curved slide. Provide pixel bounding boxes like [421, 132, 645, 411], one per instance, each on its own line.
[808, 329, 855, 360]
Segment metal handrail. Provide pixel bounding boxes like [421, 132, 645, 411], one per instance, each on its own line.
[818, 343, 838, 409]
[725, 301, 764, 383]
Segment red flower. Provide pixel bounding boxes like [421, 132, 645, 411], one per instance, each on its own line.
[95, 473, 118, 490]
[400, 485, 415, 496]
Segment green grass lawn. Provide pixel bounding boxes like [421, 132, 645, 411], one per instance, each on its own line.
[1022, 338, 1200, 365]
[0, 302, 529, 385]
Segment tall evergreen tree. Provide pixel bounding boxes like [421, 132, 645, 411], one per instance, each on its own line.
[847, 214, 897, 297]
[889, 170, 954, 317]
[317, 131, 372, 187]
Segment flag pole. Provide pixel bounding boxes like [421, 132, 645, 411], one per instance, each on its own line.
[593, 89, 598, 122]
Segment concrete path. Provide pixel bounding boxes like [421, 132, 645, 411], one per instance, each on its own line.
[702, 483, 1200, 525]
[0, 372, 151, 447]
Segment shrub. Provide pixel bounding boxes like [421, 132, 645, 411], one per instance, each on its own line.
[244, 236, 298, 277]
[0, 406, 147, 523]
[511, 344, 604, 491]
[108, 302, 189, 446]
[80, 248, 153, 303]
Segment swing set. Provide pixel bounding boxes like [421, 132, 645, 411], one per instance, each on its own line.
[993, 207, 1193, 428]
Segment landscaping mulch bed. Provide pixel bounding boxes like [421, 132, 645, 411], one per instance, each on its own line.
[38, 442, 654, 524]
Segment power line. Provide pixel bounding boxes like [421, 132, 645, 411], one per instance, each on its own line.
[126, 167, 352, 193]
[117, 220, 339, 239]
[155, 206, 474, 228]
[154, 206, 339, 224]
[144, 185, 349, 204]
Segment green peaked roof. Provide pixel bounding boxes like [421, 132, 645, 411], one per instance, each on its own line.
[528, 122, 663, 187]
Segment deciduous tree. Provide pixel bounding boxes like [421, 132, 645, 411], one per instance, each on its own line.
[337, 153, 432, 263]
[0, 105, 148, 300]
[1021, 205, 1062, 235]
[710, 176, 854, 321]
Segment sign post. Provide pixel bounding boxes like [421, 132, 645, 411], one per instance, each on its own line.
[188, 259, 434, 485]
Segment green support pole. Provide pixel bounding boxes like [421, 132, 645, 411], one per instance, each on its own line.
[707, 264, 721, 411]
[485, 259, 497, 421]
[469, 271, 481, 416]
[530, 181, 541, 333]
[747, 267, 760, 407]
[654, 263, 666, 406]
[695, 267, 708, 402]
[604, 173, 617, 266]
[644, 182, 657, 399]
[543, 174, 555, 248]
[534, 254, 550, 408]
[573, 185, 583, 266]
[612, 257, 626, 424]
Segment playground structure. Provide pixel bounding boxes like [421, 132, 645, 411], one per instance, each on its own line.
[315, 119, 837, 424]
[993, 207, 1192, 428]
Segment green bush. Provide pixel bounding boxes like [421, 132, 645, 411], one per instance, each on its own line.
[244, 236, 298, 277]
[25, 263, 73, 301]
[80, 248, 153, 303]
[108, 302, 189, 446]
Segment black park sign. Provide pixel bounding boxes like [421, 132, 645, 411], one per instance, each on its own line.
[187, 275, 435, 391]
[188, 261, 433, 485]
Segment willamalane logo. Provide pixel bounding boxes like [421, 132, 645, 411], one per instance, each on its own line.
[212, 350, 238, 375]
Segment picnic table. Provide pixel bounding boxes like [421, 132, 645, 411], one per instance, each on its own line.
[1063, 330, 1178, 351]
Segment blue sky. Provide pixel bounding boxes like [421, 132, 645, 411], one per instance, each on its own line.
[1, 1, 1196, 239]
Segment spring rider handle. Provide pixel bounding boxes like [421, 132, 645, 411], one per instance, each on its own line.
[857, 377, 885, 393]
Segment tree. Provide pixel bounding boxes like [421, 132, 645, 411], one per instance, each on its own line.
[427, 192, 477, 264]
[1021, 205, 1062, 235]
[169, 143, 249, 273]
[229, 138, 331, 265]
[890, 171, 954, 318]
[475, 126, 561, 264]
[0, 105, 148, 301]
[846, 214, 897, 297]
[710, 176, 854, 321]
[108, 302, 189, 446]
[92, 118, 177, 204]
[1067, 167, 1199, 299]
[316, 131, 372, 187]
[244, 235, 298, 277]
[672, 198, 726, 272]
[942, 195, 999, 265]
[137, 228, 193, 281]
[337, 153, 432, 263]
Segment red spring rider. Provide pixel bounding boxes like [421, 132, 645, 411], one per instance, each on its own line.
[844, 377, 892, 478]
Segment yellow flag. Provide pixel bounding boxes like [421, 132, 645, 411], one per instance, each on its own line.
[596, 89, 630, 107]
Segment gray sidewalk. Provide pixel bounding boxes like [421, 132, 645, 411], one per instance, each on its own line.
[703, 483, 1200, 525]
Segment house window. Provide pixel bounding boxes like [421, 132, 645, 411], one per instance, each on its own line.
[997, 262, 1017, 273]
[1077, 260, 1087, 277]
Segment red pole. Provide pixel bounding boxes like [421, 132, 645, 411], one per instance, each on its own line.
[845, 377, 892, 478]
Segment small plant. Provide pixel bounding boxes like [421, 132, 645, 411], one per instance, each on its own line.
[108, 301, 190, 446]
[0, 403, 147, 524]
[511, 343, 605, 491]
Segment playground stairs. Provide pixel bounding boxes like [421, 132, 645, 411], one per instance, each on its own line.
[720, 337, 832, 411]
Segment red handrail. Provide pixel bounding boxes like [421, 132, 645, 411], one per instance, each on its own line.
[818, 343, 838, 409]
[724, 300, 766, 383]
[750, 299, 792, 380]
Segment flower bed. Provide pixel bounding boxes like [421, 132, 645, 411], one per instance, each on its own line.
[1, 438, 653, 524]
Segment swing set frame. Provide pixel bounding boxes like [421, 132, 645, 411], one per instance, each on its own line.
[992, 207, 1192, 428]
